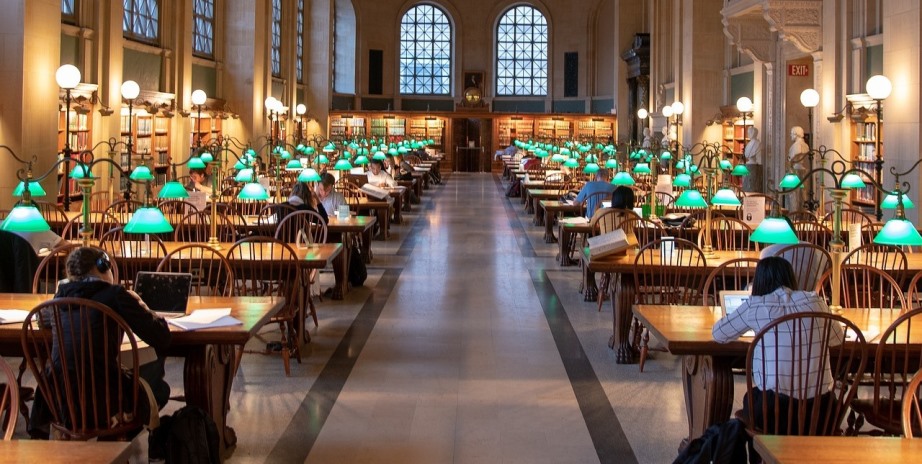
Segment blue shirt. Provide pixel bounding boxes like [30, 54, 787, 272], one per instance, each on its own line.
[575, 181, 616, 218]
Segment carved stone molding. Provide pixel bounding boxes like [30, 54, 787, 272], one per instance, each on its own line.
[723, 13, 776, 63]
[763, 0, 823, 54]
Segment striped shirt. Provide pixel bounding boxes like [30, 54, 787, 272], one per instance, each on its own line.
[712, 287, 844, 399]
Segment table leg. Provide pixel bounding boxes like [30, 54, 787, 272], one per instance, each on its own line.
[559, 226, 575, 266]
[392, 195, 402, 224]
[524, 192, 533, 213]
[609, 273, 638, 364]
[681, 355, 735, 447]
[544, 211, 557, 243]
[533, 198, 544, 226]
[381, 207, 390, 239]
[184, 344, 236, 460]
[582, 266, 597, 302]
[332, 232, 349, 300]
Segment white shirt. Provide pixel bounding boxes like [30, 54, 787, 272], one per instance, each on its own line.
[712, 287, 843, 399]
[366, 170, 396, 188]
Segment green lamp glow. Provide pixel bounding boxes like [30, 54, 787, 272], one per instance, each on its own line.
[779, 172, 802, 189]
[298, 168, 322, 182]
[730, 164, 749, 176]
[672, 173, 691, 188]
[238, 182, 270, 200]
[304, 146, 316, 155]
[13, 181, 47, 198]
[719, 159, 732, 170]
[233, 159, 246, 170]
[286, 159, 304, 170]
[841, 173, 867, 189]
[129, 165, 154, 181]
[551, 153, 566, 163]
[199, 152, 214, 163]
[873, 218, 922, 246]
[605, 158, 618, 169]
[633, 163, 651, 174]
[675, 160, 685, 170]
[583, 163, 600, 174]
[711, 188, 742, 206]
[316, 154, 330, 164]
[373, 150, 387, 160]
[334, 159, 353, 171]
[158, 181, 190, 199]
[246, 148, 257, 157]
[322, 142, 337, 153]
[563, 158, 579, 168]
[660, 151, 672, 161]
[70, 164, 93, 179]
[188, 157, 207, 169]
[387, 147, 398, 156]
[560, 147, 571, 157]
[124, 206, 174, 234]
[354, 155, 369, 166]
[235, 168, 255, 182]
[612, 171, 635, 186]
[279, 150, 292, 160]
[1, 204, 51, 232]
[881, 192, 915, 209]
[751, 217, 799, 244]
[674, 189, 708, 208]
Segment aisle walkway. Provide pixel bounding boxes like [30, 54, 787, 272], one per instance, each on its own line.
[188, 173, 696, 464]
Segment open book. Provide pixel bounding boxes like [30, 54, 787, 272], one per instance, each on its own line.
[167, 308, 242, 331]
[0, 309, 30, 324]
[586, 229, 638, 259]
[360, 183, 390, 200]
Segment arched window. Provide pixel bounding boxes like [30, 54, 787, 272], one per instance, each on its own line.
[496, 5, 548, 96]
[271, 0, 282, 77]
[62, 0, 77, 23]
[399, 4, 452, 95]
[192, 0, 214, 58]
[123, 0, 160, 44]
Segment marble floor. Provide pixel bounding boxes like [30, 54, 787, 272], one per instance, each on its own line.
[13, 173, 750, 463]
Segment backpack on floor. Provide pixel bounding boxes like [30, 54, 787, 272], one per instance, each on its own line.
[149, 405, 220, 464]
[349, 244, 368, 286]
[672, 418, 750, 464]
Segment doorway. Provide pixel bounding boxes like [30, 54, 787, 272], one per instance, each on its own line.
[451, 118, 493, 172]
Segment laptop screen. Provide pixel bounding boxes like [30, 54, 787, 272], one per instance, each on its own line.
[719, 290, 751, 315]
[134, 272, 193, 314]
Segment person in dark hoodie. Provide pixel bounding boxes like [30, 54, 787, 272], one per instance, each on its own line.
[29, 247, 171, 438]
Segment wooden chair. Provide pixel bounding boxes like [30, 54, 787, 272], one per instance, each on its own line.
[173, 210, 237, 243]
[634, 238, 706, 371]
[792, 220, 832, 250]
[104, 199, 143, 218]
[158, 199, 198, 216]
[255, 203, 296, 237]
[842, 243, 908, 272]
[227, 237, 302, 376]
[903, 368, 922, 438]
[275, 211, 327, 327]
[697, 216, 757, 252]
[33, 201, 68, 234]
[99, 227, 167, 290]
[768, 243, 831, 292]
[579, 191, 612, 220]
[60, 211, 119, 242]
[156, 244, 235, 297]
[788, 210, 818, 222]
[742, 312, 867, 436]
[581, 208, 639, 295]
[823, 208, 874, 231]
[701, 258, 760, 306]
[816, 264, 907, 312]
[32, 244, 119, 294]
[0, 355, 20, 440]
[848, 308, 922, 436]
[596, 217, 666, 312]
[231, 198, 266, 216]
[21, 298, 145, 440]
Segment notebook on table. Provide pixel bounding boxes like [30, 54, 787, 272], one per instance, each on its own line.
[134, 271, 193, 318]
[719, 290, 754, 337]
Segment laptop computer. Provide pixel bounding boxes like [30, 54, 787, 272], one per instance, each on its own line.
[719, 290, 754, 337]
[134, 271, 194, 318]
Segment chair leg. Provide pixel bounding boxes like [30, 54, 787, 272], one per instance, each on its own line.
[281, 348, 291, 377]
[638, 329, 650, 373]
[308, 293, 319, 328]
[597, 273, 610, 312]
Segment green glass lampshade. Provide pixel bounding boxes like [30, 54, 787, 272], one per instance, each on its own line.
[674, 189, 708, 208]
[246, 148, 257, 157]
[304, 146, 316, 155]
[124, 206, 174, 234]
[578, 144, 590, 153]
[611, 171, 635, 186]
[199, 152, 214, 163]
[334, 159, 353, 171]
[279, 150, 292, 160]
[387, 147, 398, 156]
[341, 150, 353, 159]
[410, 141, 421, 149]
[551, 154, 565, 163]
[730, 164, 750, 176]
[188, 157, 207, 169]
[583, 163, 600, 174]
[750, 217, 799, 244]
[633, 163, 651, 174]
[675, 160, 685, 171]
[286, 159, 304, 170]
[881, 192, 914, 209]
[563, 158, 579, 168]
[13, 181, 46, 198]
[711, 188, 742, 206]
[322, 142, 337, 153]
[70, 164, 93, 179]
[560, 148, 571, 157]
[841, 173, 867, 189]
[296, 143, 305, 152]
[272, 146, 283, 155]
[873, 218, 922, 246]
[349, 142, 360, 150]
[298, 168, 322, 182]
[238, 182, 270, 200]
[605, 158, 618, 169]
[585, 154, 598, 163]
[672, 173, 692, 188]
[158, 181, 190, 199]
[1, 204, 51, 232]
[233, 159, 246, 170]
[689, 164, 700, 174]
[234, 168, 255, 182]
[779, 172, 802, 189]
[316, 154, 330, 164]
[373, 150, 387, 160]
[629, 150, 642, 160]
[398, 146, 409, 154]
[354, 155, 369, 166]
[719, 159, 732, 170]
[603, 145, 615, 155]
[129, 165, 154, 181]
[660, 151, 672, 161]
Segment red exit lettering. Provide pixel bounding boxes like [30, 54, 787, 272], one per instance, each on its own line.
[788, 64, 810, 76]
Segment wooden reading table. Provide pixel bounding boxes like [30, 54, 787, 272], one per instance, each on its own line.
[753, 435, 922, 464]
[0, 439, 135, 463]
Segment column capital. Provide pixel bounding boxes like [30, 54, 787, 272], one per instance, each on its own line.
[763, 0, 823, 54]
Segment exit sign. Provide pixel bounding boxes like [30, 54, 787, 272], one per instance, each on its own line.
[788, 64, 810, 76]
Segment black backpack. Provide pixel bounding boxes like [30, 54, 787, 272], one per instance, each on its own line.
[672, 419, 750, 464]
[349, 244, 368, 286]
[149, 405, 220, 464]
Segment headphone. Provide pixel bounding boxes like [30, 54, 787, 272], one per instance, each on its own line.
[95, 251, 112, 274]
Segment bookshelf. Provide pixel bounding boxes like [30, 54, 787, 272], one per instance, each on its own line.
[575, 118, 613, 141]
[849, 113, 880, 208]
[57, 108, 92, 205]
[370, 117, 406, 141]
[329, 115, 367, 141]
[495, 117, 534, 148]
[120, 113, 175, 190]
[722, 119, 753, 156]
[407, 117, 445, 148]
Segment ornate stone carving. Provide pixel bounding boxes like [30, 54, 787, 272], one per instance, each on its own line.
[763, 0, 823, 54]
[723, 13, 776, 63]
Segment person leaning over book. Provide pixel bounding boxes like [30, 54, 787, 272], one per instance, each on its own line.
[711, 257, 844, 434]
[29, 247, 172, 438]
[367, 158, 396, 187]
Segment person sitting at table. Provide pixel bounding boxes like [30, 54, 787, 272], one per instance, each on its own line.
[278, 181, 328, 224]
[367, 158, 396, 188]
[574, 168, 616, 218]
[396, 161, 420, 204]
[185, 168, 213, 194]
[316, 172, 347, 217]
[711, 256, 843, 434]
[611, 185, 636, 211]
[29, 247, 172, 438]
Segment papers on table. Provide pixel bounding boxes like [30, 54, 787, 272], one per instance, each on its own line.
[559, 216, 589, 225]
[167, 308, 242, 331]
[360, 183, 390, 200]
[0, 309, 29, 324]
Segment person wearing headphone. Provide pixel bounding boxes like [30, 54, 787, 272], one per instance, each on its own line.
[29, 247, 172, 438]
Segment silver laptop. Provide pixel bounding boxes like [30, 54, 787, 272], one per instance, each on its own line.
[719, 290, 751, 315]
[134, 272, 194, 318]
